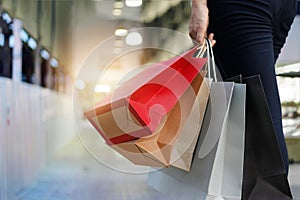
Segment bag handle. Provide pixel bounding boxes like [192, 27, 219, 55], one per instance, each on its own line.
[195, 41, 207, 58]
[194, 39, 218, 82]
[206, 38, 218, 82]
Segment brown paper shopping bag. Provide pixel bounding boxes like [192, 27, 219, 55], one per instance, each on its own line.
[170, 77, 210, 171]
[111, 70, 207, 167]
[135, 71, 207, 166]
[84, 47, 207, 146]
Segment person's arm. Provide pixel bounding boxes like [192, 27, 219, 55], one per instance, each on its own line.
[189, 0, 215, 45]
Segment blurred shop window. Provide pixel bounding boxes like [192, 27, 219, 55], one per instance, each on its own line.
[0, 17, 13, 78]
[40, 48, 50, 88]
[41, 57, 49, 88]
[58, 70, 65, 93]
[0, 11, 68, 94]
[50, 67, 58, 91]
[21, 43, 34, 83]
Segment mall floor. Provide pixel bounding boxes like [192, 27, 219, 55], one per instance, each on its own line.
[19, 132, 300, 200]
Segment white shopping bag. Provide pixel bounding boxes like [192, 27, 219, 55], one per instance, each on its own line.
[205, 83, 246, 199]
[148, 82, 246, 200]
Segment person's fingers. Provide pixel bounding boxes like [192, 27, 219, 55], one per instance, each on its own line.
[189, 22, 210, 45]
[211, 39, 216, 46]
[208, 33, 214, 40]
[196, 31, 206, 46]
[189, 26, 198, 44]
[192, 32, 216, 46]
[208, 33, 216, 46]
[189, 22, 207, 45]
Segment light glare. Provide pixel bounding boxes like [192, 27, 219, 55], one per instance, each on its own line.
[95, 84, 111, 93]
[28, 37, 37, 50]
[113, 47, 122, 54]
[112, 8, 122, 16]
[125, 0, 143, 7]
[50, 58, 59, 68]
[2, 12, 12, 23]
[0, 33, 4, 47]
[9, 35, 14, 48]
[41, 49, 50, 60]
[125, 32, 142, 46]
[114, 1, 124, 9]
[20, 29, 29, 42]
[292, 131, 300, 137]
[114, 28, 128, 37]
[75, 80, 86, 90]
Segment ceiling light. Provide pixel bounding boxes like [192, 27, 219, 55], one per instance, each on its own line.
[95, 84, 111, 93]
[114, 39, 124, 47]
[113, 47, 122, 54]
[50, 58, 59, 68]
[75, 80, 86, 90]
[125, 0, 143, 7]
[9, 35, 14, 48]
[28, 37, 37, 50]
[125, 32, 142, 46]
[292, 131, 300, 137]
[114, 1, 124, 9]
[114, 28, 128, 37]
[2, 12, 12, 24]
[20, 29, 29, 42]
[112, 8, 122, 16]
[0, 33, 4, 47]
[41, 49, 50, 60]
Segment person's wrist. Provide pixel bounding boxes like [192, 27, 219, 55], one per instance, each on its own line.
[191, 3, 208, 16]
[192, 0, 207, 7]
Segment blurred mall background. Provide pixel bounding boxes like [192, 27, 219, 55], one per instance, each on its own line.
[0, 0, 300, 199]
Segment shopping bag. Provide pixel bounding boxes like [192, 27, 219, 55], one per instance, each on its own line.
[135, 40, 211, 169]
[111, 69, 207, 167]
[170, 77, 210, 171]
[206, 83, 246, 198]
[148, 82, 246, 199]
[84, 47, 207, 145]
[135, 74, 209, 168]
[242, 75, 293, 200]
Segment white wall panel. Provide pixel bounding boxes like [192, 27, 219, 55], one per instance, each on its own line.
[0, 77, 75, 200]
[0, 78, 9, 200]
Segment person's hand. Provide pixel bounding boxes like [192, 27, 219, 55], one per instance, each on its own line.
[189, 2, 216, 46]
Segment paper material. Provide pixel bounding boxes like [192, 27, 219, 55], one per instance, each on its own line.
[242, 75, 293, 199]
[170, 78, 210, 171]
[208, 84, 246, 198]
[148, 82, 243, 200]
[148, 82, 246, 199]
[84, 47, 207, 145]
[198, 82, 234, 158]
[135, 71, 206, 166]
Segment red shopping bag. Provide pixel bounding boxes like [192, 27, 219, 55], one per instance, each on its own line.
[84, 47, 207, 145]
[110, 69, 207, 167]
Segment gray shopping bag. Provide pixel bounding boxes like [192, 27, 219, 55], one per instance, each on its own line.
[148, 82, 246, 200]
